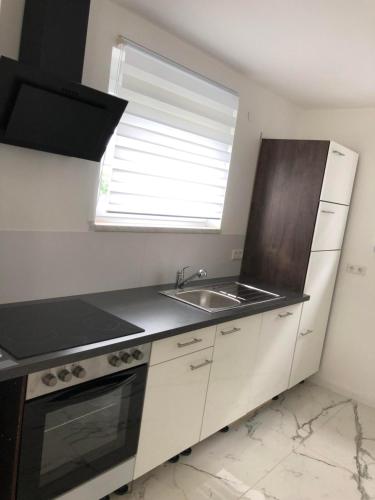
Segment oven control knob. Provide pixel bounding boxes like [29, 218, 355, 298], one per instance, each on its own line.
[72, 366, 86, 379]
[121, 352, 133, 364]
[109, 355, 121, 367]
[132, 349, 144, 361]
[42, 373, 58, 387]
[58, 369, 73, 383]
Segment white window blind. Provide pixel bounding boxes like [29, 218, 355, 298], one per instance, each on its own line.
[95, 40, 239, 231]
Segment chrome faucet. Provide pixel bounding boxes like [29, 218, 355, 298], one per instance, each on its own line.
[175, 266, 208, 289]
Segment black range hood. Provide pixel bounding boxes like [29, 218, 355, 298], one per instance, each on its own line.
[0, 0, 127, 162]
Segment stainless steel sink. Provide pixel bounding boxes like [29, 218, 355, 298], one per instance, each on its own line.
[160, 281, 283, 313]
[175, 289, 241, 310]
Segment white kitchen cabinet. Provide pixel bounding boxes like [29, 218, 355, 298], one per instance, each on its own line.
[289, 251, 341, 387]
[288, 141, 357, 387]
[249, 303, 302, 410]
[320, 141, 358, 205]
[311, 201, 349, 251]
[134, 347, 213, 479]
[200, 315, 262, 440]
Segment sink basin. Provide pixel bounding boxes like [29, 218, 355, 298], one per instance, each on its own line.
[176, 289, 241, 310]
[160, 281, 283, 313]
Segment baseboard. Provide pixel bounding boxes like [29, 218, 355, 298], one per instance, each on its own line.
[311, 374, 375, 409]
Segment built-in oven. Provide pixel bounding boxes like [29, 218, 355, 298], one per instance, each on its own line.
[17, 343, 150, 500]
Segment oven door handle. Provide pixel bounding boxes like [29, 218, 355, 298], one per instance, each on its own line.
[53, 372, 137, 404]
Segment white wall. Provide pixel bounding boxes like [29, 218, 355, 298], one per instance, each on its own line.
[0, 0, 23, 58]
[0, 0, 301, 303]
[294, 107, 375, 407]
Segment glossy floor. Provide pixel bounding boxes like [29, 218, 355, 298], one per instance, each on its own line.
[111, 381, 375, 500]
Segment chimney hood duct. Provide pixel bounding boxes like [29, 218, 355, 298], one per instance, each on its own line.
[0, 0, 128, 162]
[19, 0, 91, 82]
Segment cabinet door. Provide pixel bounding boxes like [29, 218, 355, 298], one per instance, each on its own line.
[320, 141, 358, 205]
[289, 251, 340, 387]
[311, 201, 349, 251]
[200, 315, 262, 440]
[134, 347, 213, 479]
[249, 304, 302, 410]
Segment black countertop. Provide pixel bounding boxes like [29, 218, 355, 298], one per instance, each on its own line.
[0, 276, 309, 382]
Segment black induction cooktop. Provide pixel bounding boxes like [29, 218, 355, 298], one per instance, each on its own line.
[0, 299, 144, 359]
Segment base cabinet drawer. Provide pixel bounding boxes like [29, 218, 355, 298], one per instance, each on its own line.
[249, 303, 302, 410]
[200, 315, 262, 440]
[134, 347, 213, 479]
[150, 326, 216, 365]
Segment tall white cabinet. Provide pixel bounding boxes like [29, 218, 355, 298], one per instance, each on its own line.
[289, 141, 358, 386]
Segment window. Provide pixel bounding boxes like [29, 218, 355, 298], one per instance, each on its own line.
[95, 40, 239, 231]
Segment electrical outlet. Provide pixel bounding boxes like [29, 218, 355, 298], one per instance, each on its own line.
[346, 264, 367, 276]
[231, 249, 244, 261]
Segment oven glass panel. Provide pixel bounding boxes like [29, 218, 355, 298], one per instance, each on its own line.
[40, 386, 127, 485]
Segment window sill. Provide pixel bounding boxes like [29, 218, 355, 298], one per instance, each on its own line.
[91, 223, 221, 234]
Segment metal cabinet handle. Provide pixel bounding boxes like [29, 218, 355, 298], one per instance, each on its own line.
[177, 338, 202, 348]
[332, 149, 346, 157]
[278, 312, 293, 318]
[220, 327, 241, 335]
[190, 359, 212, 371]
[300, 329, 313, 336]
[321, 210, 335, 214]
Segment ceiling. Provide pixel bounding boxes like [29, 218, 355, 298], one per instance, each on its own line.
[114, 0, 375, 108]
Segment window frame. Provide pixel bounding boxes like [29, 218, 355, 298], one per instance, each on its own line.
[93, 38, 239, 233]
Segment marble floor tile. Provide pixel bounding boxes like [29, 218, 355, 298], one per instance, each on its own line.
[275, 380, 352, 444]
[113, 461, 244, 500]
[110, 382, 375, 500]
[242, 449, 360, 500]
[299, 399, 375, 499]
[179, 381, 350, 490]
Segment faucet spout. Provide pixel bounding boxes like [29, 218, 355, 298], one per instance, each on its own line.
[176, 267, 208, 289]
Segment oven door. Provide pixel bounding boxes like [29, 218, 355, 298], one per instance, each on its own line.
[17, 364, 147, 500]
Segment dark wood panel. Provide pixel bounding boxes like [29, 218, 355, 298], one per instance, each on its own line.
[0, 376, 27, 500]
[240, 139, 330, 293]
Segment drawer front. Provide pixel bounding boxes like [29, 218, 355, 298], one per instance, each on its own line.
[321, 141, 358, 205]
[150, 325, 216, 365]
[215, 315, 257, 337]
[311, 201, 349, 251]
[260, 303, 302, 328]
